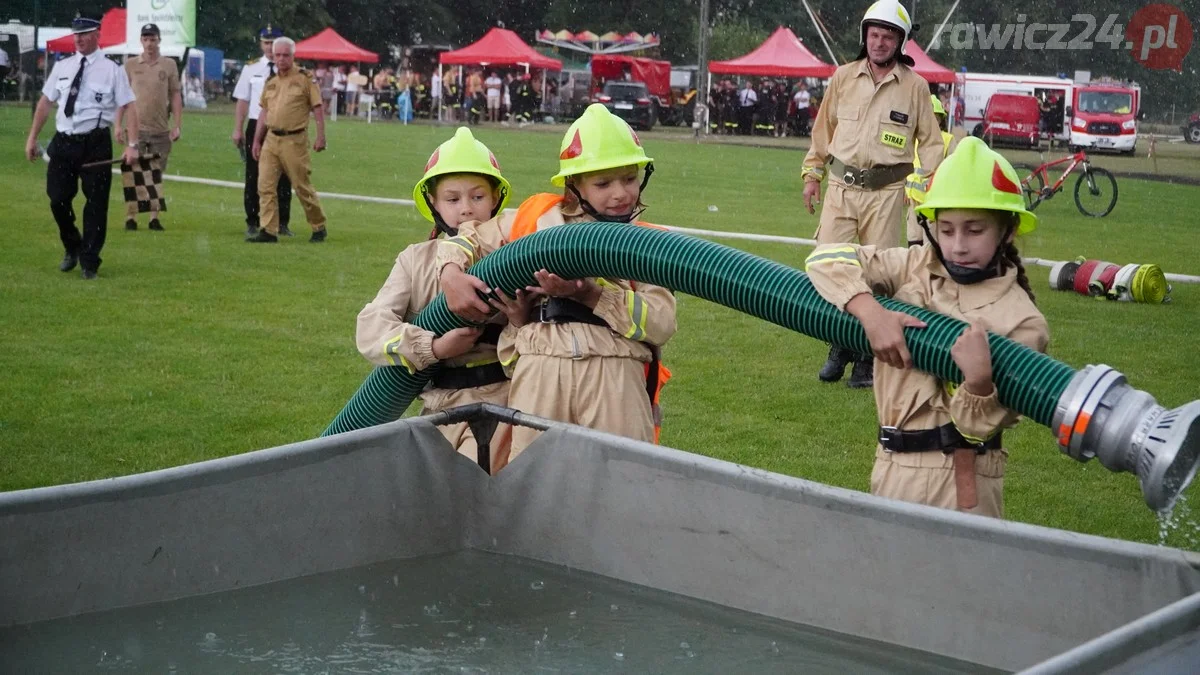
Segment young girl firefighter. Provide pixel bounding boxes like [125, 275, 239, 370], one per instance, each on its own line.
[805, 137, 1049, 517]
[356, 127, 514, 469]
[436, 103, 677, 461]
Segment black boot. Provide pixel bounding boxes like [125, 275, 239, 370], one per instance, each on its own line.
[847, 358, 874, 389]
[818, 346, 852, 383]
[246, 229, 278, 243]
[59, 252, 79, 272]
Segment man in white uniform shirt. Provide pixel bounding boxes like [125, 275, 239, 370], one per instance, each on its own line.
[792, 83, 811, 135]
[24, 13, 139, 280]
[232, 25, 292, 238]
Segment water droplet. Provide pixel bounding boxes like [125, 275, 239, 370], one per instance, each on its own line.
[529, 580, 544, 590]
[478, 637, 487, 644]
[708, 205, 719, 212]
[772, 640, 780, 654]
[204, 632, 216, 641]
[610, 604, 619, 611]
[568, 610, 577, 619]
[423, 604, 441, 617]
[613, 651, 624, 661]
[393, 575, 399, 586]
[358, 585, 366, 595]
[687, 650, 696, 658]
[680, 641, 690, 649]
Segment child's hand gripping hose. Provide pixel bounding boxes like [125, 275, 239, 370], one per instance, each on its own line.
[324, 224, 1200, 512]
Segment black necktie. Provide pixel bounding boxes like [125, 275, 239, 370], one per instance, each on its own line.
[269, 61, 276, 77]
[64, 56, 86, 118]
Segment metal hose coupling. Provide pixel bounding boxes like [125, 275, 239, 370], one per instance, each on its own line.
[1053, 365, 1200, 511]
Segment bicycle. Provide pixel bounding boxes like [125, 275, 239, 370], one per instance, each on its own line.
[1015, 149, 1118, 217]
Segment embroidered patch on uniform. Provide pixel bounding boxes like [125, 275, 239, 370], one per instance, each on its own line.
[94, 92, 102, 103]
[889, 110, 909, 124]
[880, 130, 907, 149]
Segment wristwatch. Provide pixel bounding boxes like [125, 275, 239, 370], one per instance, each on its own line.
[127, 142, 138, 148]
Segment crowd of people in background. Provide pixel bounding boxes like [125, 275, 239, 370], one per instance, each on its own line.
[278, 62, 549, 126]
[707, 77, 819, 137]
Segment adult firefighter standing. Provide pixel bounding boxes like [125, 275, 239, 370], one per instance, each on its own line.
[801, 0, 943, 388]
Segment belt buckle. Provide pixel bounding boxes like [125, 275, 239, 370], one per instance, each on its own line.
[537, 300, 554, 324]
[879, 425, 899, 452]
[842, 170, 857, 187]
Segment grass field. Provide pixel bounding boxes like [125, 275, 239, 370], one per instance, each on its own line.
[2, 105, 1198, 551]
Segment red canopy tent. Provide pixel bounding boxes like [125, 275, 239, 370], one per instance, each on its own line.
[905, 41, 956, 84]
[591, 55, 670, 99]
[294, 28, 378, 64]
[708, 26, 835, 78]
[440, 27, 562, 70]
[46, 8, 125, 53]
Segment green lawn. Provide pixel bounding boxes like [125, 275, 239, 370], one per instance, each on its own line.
[2, 106, 1198, 551]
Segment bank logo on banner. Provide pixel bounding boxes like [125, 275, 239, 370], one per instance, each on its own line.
[127, 0, 196, 48]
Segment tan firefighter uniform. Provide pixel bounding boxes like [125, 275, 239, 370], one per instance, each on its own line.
[123, 52, 180, 219]
[802, 58, 943, 248]
[805, 243, 1049, 517]
[357, 240, 511, 469]
[258, 67, 327, 235]
[436, 201, 677, 460]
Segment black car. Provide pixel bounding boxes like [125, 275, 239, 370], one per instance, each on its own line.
[597, 81, 658, 130]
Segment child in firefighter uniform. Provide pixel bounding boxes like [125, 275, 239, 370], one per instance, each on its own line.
[437, 104, 677, 460]
[356, 128, 513, 469]
[805, 137, 1049, 518]
[904, 95, 959, 246]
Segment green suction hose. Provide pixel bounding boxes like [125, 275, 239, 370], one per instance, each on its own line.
[325, 223, 1073, 434]
[324, 223, 1200, 511]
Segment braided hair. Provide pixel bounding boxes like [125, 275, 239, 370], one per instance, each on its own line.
[999, 212, 1036, 304]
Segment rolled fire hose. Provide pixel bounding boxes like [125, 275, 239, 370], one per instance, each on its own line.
[324, 224, 1199, 511]
[1050, 257, 1173, 304]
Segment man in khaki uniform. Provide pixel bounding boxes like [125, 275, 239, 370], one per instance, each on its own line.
[801, 0, 943, 388]
[247, 36, 329, 243]
[119, 23, 181, 232]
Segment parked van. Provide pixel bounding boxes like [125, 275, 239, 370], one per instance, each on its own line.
[977, 93, 1040, 148]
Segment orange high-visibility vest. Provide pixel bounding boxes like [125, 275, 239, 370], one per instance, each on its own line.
[508, 193, 672, 442]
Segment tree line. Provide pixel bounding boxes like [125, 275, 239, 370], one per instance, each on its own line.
[5, 0, 1196, 119]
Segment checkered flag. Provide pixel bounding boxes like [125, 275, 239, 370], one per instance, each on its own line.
[121, 156, 166, 214]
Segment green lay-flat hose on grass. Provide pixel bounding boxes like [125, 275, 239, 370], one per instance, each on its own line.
[324, 223, 1200, 512]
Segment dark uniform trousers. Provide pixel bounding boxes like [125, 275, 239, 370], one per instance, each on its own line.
[244, 118, 291, 229]
[46, 127, 111, 271]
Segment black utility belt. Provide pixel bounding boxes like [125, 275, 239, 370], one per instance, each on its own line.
[828, 156, 913, 190]
[430, 361, 508, 390]
[879, 423, 1002, 454]
[538, 297, 607, 326]
[270, 127, 306, 136]
[57, 126, 110, 139]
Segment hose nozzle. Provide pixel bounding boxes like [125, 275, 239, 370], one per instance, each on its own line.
[1053, 365, 1200, 511]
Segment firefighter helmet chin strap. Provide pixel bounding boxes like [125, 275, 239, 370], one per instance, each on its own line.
[425, 193, 458, 240]
[919, 214, 1013, 285]
[424, 186, 509, 240]
[568, 163, 655, 224]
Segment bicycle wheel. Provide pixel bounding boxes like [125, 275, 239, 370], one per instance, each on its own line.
[1014, 164, 1045, 211]
[1074, 166, 1118, 217]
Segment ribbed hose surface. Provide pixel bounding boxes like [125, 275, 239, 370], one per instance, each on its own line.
[323, 224, 1076, 436]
